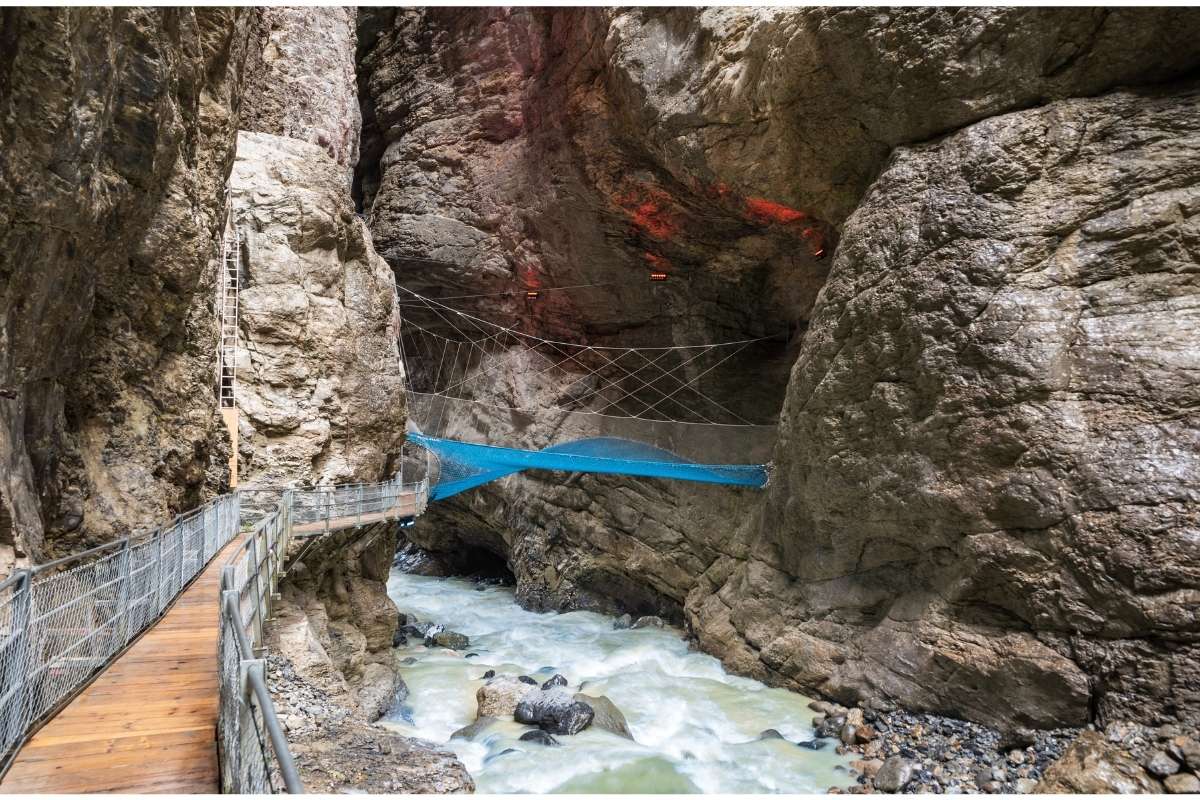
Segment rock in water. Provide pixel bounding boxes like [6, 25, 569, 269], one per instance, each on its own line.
[476, 677, 534, 719]
[517, 676, 538, 686]
[613, 614, 633, 630]
[1034, 732, 1164, 793]
[515, 688, 595, 735]
[429, 631, 469, 650]
[631, 616, 665, 629]
[875, 757, 915, 792]
[575, 693, 634, 739]
[451, 717, 497, 740]
[542, 674, 568, 690]
[518, 729, 561, 747]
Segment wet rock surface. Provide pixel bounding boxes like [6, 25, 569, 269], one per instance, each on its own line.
[475, 676, 533, 719]
[514, 687, 595, 735]
[574, 693, 634, 740]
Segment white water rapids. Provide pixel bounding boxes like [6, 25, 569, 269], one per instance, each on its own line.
[381, 571, 856, 793]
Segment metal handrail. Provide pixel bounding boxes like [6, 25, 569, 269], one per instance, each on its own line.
[0, 494, 241, 778]
[217, 500, 303, 794]
[0, 463, 429, 791]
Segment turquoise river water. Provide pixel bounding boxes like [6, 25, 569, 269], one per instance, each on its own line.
[382, 571, 855, 793]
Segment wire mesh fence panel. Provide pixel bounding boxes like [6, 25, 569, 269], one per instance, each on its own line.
[217, 505, 301, 794]
[0, 495, 241, 776]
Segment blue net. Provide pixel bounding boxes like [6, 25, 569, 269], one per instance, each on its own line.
[410, 433, 769, 500]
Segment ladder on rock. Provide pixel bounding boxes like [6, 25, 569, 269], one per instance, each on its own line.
[218, 194, 241, 486]
[218, 226, 239, 409]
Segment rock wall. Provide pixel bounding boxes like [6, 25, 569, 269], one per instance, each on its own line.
[0, 8, 256, 566]
[242, 7, 361, 178]
[719, 83, 1200, 733]
[359, 6, 1200, 734]
[228, 131, 405, 488]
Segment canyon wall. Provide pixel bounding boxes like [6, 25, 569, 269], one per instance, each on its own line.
[0, 8, 256, 567]
[359, 7, 1200, 733]
[228, 130, 405, 488]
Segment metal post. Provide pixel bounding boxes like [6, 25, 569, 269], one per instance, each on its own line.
[245, 660, 304, 793]
[249, 534, 265, 654]
[153, 529, 164, 616]
[2, 572, 32, 753]
[175, 520, 184, 595]
[116, 540, 132, 648]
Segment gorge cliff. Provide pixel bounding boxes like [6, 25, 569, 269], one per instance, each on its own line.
[356, 6, 1200, 736]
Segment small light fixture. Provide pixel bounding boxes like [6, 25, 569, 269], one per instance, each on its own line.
[649, 272, 669, 282]
[525, 290, 540, 300]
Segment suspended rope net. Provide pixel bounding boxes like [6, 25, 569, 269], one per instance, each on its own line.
[396, 286, 777, 495]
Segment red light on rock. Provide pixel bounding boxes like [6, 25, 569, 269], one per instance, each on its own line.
[649, 272, 669, 282]
[745, 197, 808, 225]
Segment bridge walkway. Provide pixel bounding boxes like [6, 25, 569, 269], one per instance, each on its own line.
[0, 535, 245, 794]
[289, 490, 421, 536]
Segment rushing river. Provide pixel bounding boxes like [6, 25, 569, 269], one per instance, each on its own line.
[382, 571, 855, 793]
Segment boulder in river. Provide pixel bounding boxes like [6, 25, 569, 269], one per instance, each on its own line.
[428, 630, 469, 649]
[476, 676, 534, 719]
[631, 615, 664, 629]
[515, 687, 594, 735]
[517, 675, 538, 686]
[519, 729, 561, 747]
[542, 674, 568, 690]
[576, 693, 633, 739]
[451, 716, 497, 740]
[613, 614, 633, 630]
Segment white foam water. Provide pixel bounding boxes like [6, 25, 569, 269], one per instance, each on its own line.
[383, 571, 855, 793]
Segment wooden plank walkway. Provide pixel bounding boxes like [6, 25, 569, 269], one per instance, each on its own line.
[0, 536, 244, 794]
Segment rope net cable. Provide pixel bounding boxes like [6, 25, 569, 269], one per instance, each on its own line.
[396, 286, 773, 427]
[394, 286, 778, 495]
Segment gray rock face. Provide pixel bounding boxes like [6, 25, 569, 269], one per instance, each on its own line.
[360, 7, 1200, 736]
[733, 84, 1200, 732]
[242, 7, 361, 175]
[228, 131, 405, 487]
[0, 8, 256, 565]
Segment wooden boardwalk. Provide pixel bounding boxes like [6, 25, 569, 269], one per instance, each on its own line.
[0, 536, 243, 794]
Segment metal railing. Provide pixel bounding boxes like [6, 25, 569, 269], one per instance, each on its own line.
[288, 478, 428, 534]
[0, 462, 430, 791]
[0, 495, 241, 775]
[217, 500, 303, 794]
